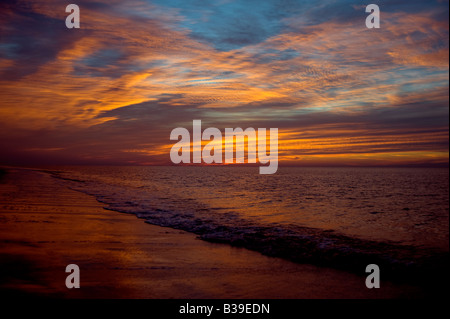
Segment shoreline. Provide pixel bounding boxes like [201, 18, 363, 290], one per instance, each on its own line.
[44, 166, 449, 288]
[0, 167, 429, 298]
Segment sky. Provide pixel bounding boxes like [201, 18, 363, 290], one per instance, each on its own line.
[0, 0, 448, 167]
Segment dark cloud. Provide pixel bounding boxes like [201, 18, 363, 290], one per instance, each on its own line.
[0, 1, 89, 80]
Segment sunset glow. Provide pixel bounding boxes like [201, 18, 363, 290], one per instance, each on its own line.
[0, 0, 448, 166]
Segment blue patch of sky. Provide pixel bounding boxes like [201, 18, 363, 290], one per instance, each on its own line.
[398, 74, 449, 95]
[79, 49, 124, 68]
[0, 43, 20, 59]
[252, 48, 300, 64]
[186, 71, 243, 84]
[136, 0, 445, 53]
[144, 0, 307, 51]
[72, 48, 126, 77]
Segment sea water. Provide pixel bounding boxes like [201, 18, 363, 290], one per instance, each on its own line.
[47, 166, 449, 279]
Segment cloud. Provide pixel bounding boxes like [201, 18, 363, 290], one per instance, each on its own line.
[0, 0, 448, 166]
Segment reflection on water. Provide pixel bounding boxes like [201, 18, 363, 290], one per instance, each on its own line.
[52, 166, 449, 250]
[45, 166, 449, 281]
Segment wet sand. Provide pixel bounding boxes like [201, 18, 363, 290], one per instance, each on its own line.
[0, 167, 424, 298]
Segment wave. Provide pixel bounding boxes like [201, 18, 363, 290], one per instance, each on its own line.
[47, 168, 449, 285]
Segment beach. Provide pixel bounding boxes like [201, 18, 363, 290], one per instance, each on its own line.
[0, 167, 429, 298]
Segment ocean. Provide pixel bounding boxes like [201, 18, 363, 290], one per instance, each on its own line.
[46, 166, 449, 282]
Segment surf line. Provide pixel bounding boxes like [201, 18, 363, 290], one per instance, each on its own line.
[170, 120, 278, 174]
